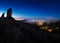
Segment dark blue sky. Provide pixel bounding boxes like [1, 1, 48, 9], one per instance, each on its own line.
[0, 0, 60, 20]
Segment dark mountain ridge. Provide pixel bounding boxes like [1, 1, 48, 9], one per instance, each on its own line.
[0, 8, 60, 43]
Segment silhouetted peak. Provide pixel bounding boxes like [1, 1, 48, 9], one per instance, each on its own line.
[5, 8, 15, 21]
[1, 13, 4, 18]
[7, 8, 12, 18]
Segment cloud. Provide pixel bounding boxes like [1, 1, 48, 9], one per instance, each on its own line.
[14, 16, 58, 23]
[45, 16, 56, 20]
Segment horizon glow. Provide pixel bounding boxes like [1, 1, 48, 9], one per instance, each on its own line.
[0, 0, 60, 20]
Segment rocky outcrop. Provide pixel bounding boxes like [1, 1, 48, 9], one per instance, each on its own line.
[0, 8, 60, 43]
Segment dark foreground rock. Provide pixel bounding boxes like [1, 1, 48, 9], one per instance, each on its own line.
[0, 18, 60, 43]
[0, 8, 60, 43]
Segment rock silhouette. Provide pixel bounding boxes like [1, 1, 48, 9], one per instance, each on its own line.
[1, 13, 4, 18]
[0, 8, 60, 43]
[7, 8, 12, 18]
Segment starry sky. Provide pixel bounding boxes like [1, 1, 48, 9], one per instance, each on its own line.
[0, 0, 60, 20]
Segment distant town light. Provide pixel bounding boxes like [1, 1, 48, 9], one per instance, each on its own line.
[37, 22, 43, 26]
[47, 29, 52, 32]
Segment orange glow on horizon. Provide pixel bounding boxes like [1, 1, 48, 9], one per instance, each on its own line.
[15, 17, 24, 20]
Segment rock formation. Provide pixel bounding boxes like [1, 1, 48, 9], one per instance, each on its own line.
[1, 13, 4, 19]
[7, 8, 12, 18]
[1, 13, 4, 18]
[5, 8, 15, 21]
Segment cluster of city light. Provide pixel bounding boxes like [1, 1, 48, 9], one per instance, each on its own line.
[37, 22, 50, 32]
[37, 22, 59, 32]
[37, 22, 43, 26]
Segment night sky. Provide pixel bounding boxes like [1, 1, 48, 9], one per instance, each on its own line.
[0, 0, 60, 20]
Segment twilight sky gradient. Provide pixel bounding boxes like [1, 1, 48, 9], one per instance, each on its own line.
[0, 0, 60, 20]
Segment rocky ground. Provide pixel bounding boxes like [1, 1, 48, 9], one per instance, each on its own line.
[0, 18, 60, 43]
